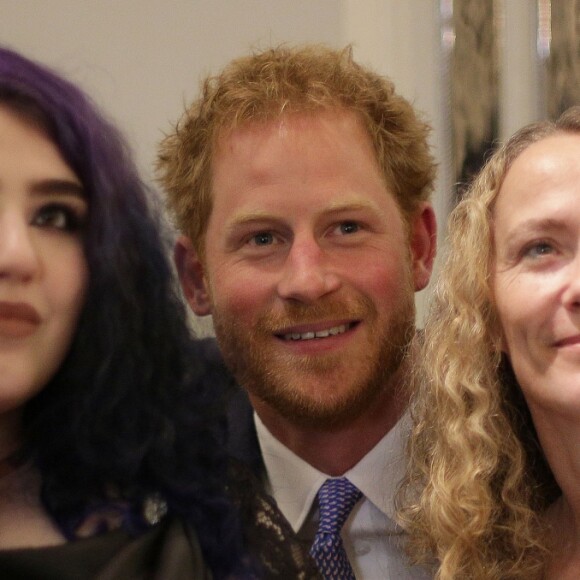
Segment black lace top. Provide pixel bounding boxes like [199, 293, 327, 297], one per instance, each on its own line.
[0, 462, 320, 579]
[229, 461, 321, 579]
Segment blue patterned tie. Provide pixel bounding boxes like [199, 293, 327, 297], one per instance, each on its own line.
[309, 477, 362, 579]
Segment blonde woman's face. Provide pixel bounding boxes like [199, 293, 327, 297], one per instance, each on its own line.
[493, 133, 580, 418]
[0, 107, 88, 424]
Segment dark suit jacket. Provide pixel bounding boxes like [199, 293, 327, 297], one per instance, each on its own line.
[196, 338, 265, 478]
[195, 340, 321, 579]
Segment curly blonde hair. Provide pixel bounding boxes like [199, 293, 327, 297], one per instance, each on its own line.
[157, 44, 435, 256]
[398, 106, 580, 579]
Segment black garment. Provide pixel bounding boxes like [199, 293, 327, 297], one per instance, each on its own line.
[225, 387, 265, 478]
[196, 338, 265, 478]
[0, 518, 210, 580]
[228, 463, 320, 579]
[182, 339, 321, 579]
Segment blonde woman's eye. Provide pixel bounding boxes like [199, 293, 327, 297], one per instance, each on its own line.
[524, 241, 554, 258]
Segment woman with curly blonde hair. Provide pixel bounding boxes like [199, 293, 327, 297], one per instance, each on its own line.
[399, 105, 580, 579]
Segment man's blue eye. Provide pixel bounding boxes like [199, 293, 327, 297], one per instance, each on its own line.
[339, 222, 359, 234]
[252, 232, 274, 246]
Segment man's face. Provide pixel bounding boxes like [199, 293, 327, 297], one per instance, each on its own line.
[177, 109, 435, 428]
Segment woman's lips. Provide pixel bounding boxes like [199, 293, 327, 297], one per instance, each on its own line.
[0, 302, 41, 338]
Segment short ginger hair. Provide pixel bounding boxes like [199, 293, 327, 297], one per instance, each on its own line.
[157, 44, 436, 255]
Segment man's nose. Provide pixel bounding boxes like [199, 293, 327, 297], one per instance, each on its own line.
[276, 235, 341, 303]
[0, 212, 40, 283]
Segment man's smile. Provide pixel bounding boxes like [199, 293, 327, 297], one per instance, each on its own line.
[278, 321, 358, 341]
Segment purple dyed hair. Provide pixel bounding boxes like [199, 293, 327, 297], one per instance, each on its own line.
[0, 46, 244, 577]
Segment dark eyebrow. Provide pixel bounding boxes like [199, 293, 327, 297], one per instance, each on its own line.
[30, 178, 85, 199]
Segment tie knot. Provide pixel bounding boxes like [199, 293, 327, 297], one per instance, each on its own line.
[316, 477, 362, 534]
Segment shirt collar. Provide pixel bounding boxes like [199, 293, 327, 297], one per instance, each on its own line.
[343, 411, 410, 521]
[254, 413, 326, 532]
[254, 411, 410, 532]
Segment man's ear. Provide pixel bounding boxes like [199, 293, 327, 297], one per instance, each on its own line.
[409, 203, 437, 292]
[174, 235, 212, 316]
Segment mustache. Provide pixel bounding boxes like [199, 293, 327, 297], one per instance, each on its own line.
[257, 295, 376, 333]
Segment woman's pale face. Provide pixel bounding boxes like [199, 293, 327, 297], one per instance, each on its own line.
[493, 133, 580, 417]
[0, 106, 88, 425]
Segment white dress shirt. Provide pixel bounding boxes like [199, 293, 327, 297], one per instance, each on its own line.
[254, 412, 432, 579]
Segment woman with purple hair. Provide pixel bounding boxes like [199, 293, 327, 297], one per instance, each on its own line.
[0, 46, 317, 579]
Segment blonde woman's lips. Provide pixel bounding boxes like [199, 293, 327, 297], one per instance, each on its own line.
[553, 334, 580, 348]
[0, 302, 41, 338]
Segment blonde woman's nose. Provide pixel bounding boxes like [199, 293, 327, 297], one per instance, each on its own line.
[561, 252, 580, 309]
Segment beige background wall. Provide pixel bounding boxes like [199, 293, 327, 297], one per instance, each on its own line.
[0, 0, 540, 331]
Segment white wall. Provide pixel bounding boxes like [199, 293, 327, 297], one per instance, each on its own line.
[501, 0, 542, 139]
[342, 0, 451, 323]
[1, 0, 446, 329]
[0, 0, 343, 181]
